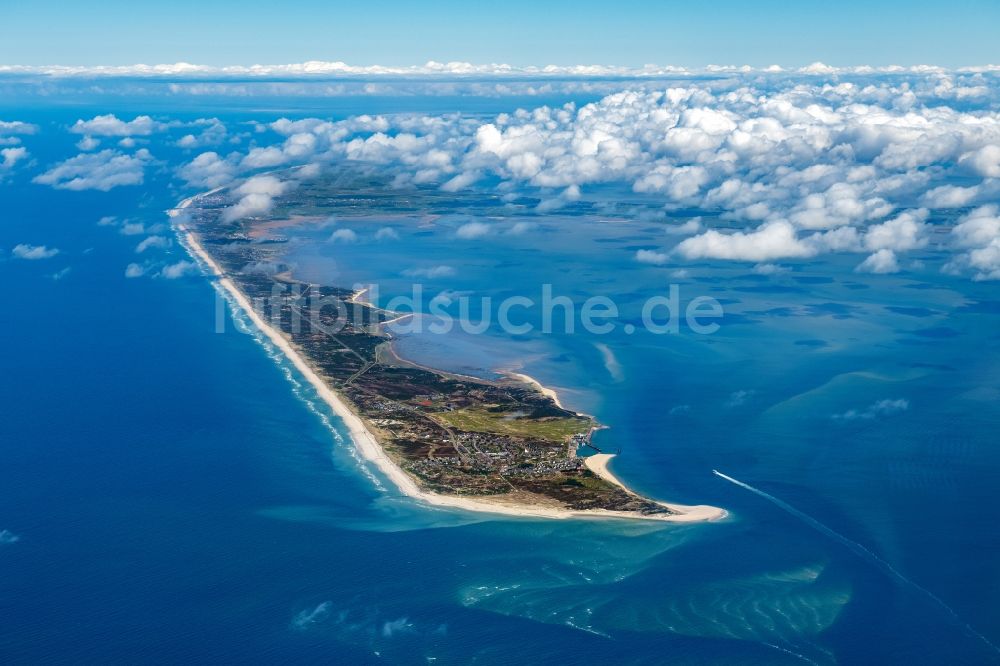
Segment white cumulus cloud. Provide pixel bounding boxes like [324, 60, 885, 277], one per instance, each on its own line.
[856, 249, 901, 274]
[635, 249, 669, 265]
[455, 221, 491, 239]
[0, 120, 37, 135]
[402, 265, 455, 278]
[71, 114, 159, 136]
[945, 205, 1000, 280]
[125, 263, 147, 278]
[76, 136, 100, 151]
[834, 398, 909, 420]
[33, 149, 152, 191]
[136, 236, 171, 253]
[0, 146, 29, 176]
[677, 221, 817, 262]
[329, 228, 358, 243]
[159, 260, 198, 279]
[863, 210, 930, 252]
[12, 243, 59, 259]
[178, 151, 237, 189]
[221, 175, 292, 222]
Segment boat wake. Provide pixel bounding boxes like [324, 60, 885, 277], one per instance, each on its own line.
[713, 470, 1000, 658]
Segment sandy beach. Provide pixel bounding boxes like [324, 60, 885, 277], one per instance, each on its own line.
[502, 371, 567, 410]
[170, 192, 726, 524]
[585, 454, 727, 522]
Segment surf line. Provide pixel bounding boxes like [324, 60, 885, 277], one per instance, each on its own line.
[713, 470, 1000, 657]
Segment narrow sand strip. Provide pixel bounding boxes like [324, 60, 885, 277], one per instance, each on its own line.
[502, 371, 567, 410]
[171, 193, 725, 523]
[585, 454, 726, 522]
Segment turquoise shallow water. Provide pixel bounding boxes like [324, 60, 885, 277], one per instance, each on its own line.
[1, 98, 999, 664]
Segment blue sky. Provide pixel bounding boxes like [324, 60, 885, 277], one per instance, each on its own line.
[2, 0, 999, 67]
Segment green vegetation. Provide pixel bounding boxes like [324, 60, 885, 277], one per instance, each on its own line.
[432, 407, 590, 442]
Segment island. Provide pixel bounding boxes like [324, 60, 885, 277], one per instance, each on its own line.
[169, 176, 725, 523]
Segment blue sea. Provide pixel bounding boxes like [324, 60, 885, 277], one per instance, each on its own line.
[2, 88, 999, 664]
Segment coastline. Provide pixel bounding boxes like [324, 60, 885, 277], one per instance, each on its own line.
[170, 191, 726, 523]
[379, 331, 497, 384]
[585, 454, 726, 523]
[501, 371, 567, 410]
